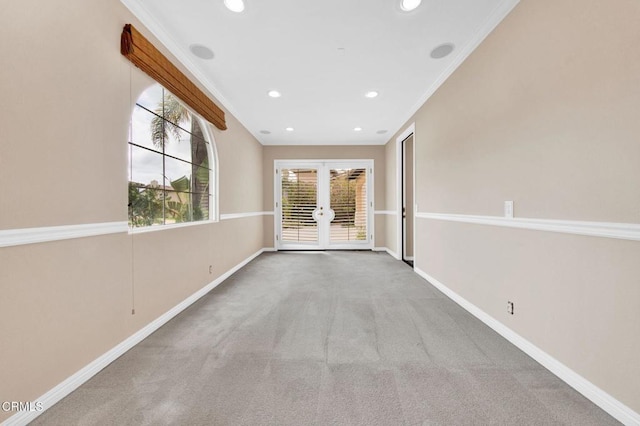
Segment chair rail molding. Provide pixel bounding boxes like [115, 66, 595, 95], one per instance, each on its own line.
[416, 212, 640, 242]
[220, 211, 274, 220]
[0, 222, 129, 248]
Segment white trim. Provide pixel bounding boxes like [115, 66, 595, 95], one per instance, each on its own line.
[0, 222, 128, 248]
[402, 132, 416, 262]
[396, 124, 416, 263]
[374, 210, 397, 215]
[195, 115, 220, 222]
[373, 247, 400, 259]
[3, 248, 269, 426]
[413, 267, 640, 426]
[416, 212, 640, 242]
[220, 211, 273, 220]
[388, 0, 521, 142]
[274, 159, 375, 251]
[274, 161, 280, 250]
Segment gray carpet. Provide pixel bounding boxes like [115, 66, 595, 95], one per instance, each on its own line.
[32, 251, 619, 425]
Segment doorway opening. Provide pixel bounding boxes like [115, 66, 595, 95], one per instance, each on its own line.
[401, 134, 414, 267]
[395, 123, 415, 267]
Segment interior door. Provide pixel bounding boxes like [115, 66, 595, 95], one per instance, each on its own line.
[275, 160, 373, 250]
[402, 134, 414, 266]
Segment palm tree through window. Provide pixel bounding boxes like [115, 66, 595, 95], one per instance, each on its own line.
[128, 84, 213, 228]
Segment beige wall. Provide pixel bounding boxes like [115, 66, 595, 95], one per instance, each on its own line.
[2, 0, 639, 421]
[1, 236, 131, 407]
[0, 0, 264, 422]
[395, 0, 640, 413]
[262, 145, 386, 248]
[215, 114, 265, 215]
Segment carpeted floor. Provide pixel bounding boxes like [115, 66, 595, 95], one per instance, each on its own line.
[32, 251, 619, 425]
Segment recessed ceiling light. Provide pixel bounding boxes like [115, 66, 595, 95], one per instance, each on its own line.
[354, 127, 362, 132]
[430, 43, 455, 59]
[267, 90, 281, 98]
[189, 44, 214, 60]
[260, 130, 271, 134]
[365, 91, 379, 98]
[400, 0, 422, 12]
[376, 130, 388, 134]
[285, 127, 294, 132]
[224, 0, 245, 13]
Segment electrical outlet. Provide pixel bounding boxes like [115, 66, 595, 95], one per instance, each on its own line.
[507, 301, 514, 315]
[209, 265, 213, 274]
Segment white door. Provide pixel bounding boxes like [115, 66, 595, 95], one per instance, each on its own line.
[275, 160, 373, 250]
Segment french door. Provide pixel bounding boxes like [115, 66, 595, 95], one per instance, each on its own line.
[275, 160, 374, 250]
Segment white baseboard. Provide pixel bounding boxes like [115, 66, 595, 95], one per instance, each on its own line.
[3, 248, 269, 426]
[387, 248, 400, 260]
[373, 247, 400, 260]
[414, 267, 640, 426]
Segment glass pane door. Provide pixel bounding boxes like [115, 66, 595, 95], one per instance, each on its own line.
[275, 160, 373, 250]
[280, 168, 319, 245]
[329, 168, 368, 243]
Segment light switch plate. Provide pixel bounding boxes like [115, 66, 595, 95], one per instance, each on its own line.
[504, 201, 514, 218]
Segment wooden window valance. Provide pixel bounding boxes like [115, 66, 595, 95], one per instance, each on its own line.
[121, 24, 227, 131]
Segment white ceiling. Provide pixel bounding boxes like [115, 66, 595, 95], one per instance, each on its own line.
[122, 0, 519, 145]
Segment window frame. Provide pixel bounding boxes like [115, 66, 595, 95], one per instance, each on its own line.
[127, 84, 219, 234]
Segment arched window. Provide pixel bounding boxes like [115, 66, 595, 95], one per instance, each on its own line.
[128, 84, 216, 228]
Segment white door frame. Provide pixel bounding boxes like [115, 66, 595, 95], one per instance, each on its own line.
[274, 159, 374, 250]
[396, 123, 415, 263]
